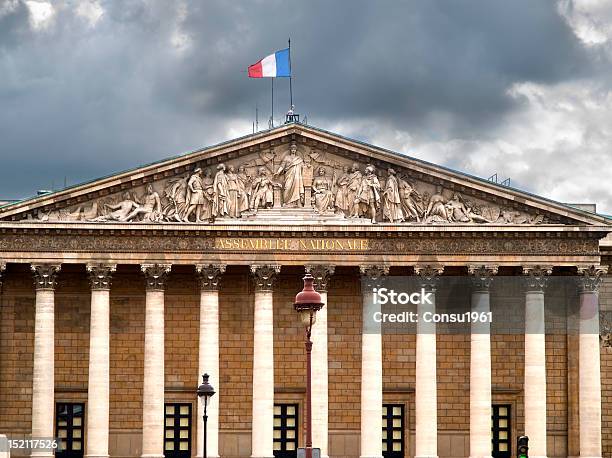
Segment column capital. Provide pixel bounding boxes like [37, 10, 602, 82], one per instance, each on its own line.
[414, 264, 444, 290]
[522, 265, 552, 292]
[250, 264, 281, 292]
[196, 264, 226, 291]
[87, 263, 116, 290]
[468, 264, 498, 291]
[576, 265, 608, 293]
[305, 265, 335, 292]
[141, 263, 171, 291]
[359, 264, 389, 280]
[31, 263, 61, 290]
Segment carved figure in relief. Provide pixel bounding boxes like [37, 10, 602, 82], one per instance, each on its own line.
[90, 192, 137, 222]
[236, 165, 251, 213]
[163, 177, 189, 222]
[334, 165, 351, 215]
[398, 178, 422, 222]
[445, 193, 472, 223]
[274, 141, 305, 207]
[382, 168, 404, 223]
[464, 206, 493, 223]
[212, 163, 229, 218]
[347, 163, 363, 217]
[424, 185, 449, 222]
[225, 165, 243, 218]
[250, 167, 274, 213]
[124, 184, 163, 222]
[353, 165, 381, 224]
[183, 168, 214, 222]
[312, 167, 334, 214]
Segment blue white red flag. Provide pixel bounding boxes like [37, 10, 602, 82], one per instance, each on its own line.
[248, 48, 290, 78]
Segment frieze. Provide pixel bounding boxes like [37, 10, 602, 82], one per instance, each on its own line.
[6, 140, 555, 226]
[0, 233, 601, 256]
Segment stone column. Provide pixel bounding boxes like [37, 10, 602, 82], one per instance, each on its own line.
[359, 265, 389, 458]
[468, 265, 497, 458]
[576, 265, 608, 458]
[522, 266, 552, 458]
[250, 265, 280, 458]
[141, 264, 171, 458]
[195, 264, 226, 458]
[86, 264, 116, 458]
[305, 265, 335, 458]
[31, 264, 61, 458]
[414, 265, 443, 458]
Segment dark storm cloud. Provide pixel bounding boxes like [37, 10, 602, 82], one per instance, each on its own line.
[0, 0, 601, 202]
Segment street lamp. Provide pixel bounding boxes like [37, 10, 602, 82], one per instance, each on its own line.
[294, 273, 324, 458]
[197, 373, 215, 458]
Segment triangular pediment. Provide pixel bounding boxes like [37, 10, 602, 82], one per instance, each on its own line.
[0, 123, 608, 227]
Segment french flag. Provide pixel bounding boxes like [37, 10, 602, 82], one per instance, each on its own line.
[248, 48, 291, 78]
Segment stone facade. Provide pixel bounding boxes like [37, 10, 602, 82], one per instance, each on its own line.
[0, 124, 611, 458]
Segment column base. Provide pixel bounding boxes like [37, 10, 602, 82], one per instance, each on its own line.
[141, 455, 164, 458]
[85, 455, 110, 458]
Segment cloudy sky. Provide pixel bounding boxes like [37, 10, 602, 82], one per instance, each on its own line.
[1, 0, 612, 213]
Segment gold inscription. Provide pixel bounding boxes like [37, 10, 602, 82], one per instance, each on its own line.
[215, 238, 369, 251]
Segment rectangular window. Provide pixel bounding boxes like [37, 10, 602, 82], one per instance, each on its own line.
[164, 403, 192, 458]
[273, 403, 299, 458]
[382, 404, 404, 458]
[55, 402, 85, 458]
[492, 404, 511, 458]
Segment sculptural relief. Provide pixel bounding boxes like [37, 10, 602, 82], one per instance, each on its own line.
[212, 163, 229, 218]
[250, 167, 274, 213]
[312, 167, 334, 214]
[22, 144, 549, 226]
[382, 168, 403, 223]
[351, 164, 381, 224]
[334, 165, 350, 215]
[274, 141, 305, 207]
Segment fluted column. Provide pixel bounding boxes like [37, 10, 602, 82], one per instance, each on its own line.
[523, 266, 551, 458]
[576, 265, 607, 458]
[468, 265, 497, 458]
[359, 265, 389, 458]
[86, 264, 116, 458]
[414, 265, 443, 458]
[195, 264, 226, 458]
[141, 264, 171, 458]
[250, 265, 280, 458]
[31, 264, 61, 458]
[305, 265, 334, 458]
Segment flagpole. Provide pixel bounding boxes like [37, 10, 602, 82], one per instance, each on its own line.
[271, 78, 274, 128]
[288, 38, 293, 109]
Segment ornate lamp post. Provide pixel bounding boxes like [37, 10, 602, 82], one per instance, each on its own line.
[294, 273, 324, 458]
[197, 373, 215, 458]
